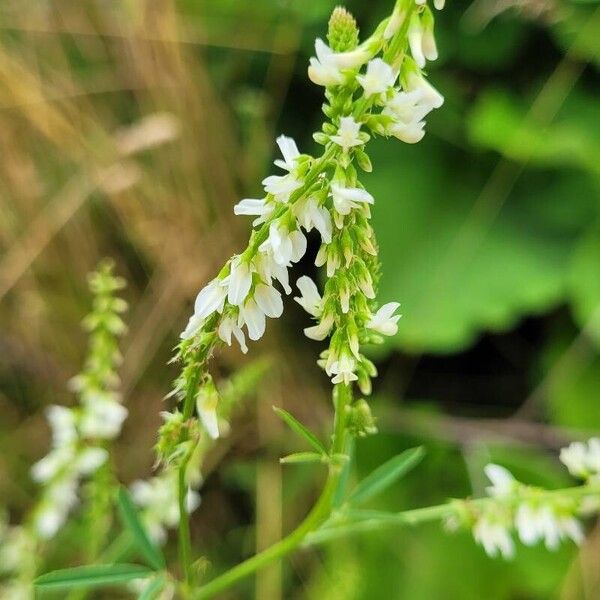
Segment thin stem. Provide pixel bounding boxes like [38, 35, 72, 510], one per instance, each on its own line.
[192, 384, 352, 600]
[305, 483, 600, 545]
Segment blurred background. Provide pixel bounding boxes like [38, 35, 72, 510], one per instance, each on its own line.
[0, 0, 599, 598]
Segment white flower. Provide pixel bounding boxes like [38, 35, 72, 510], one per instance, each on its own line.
[515, 504, 583, 550]
[255, 251, 292, 295]
[473, 516, 514, 559]
[227, 257, 253, 306]
[35, 504, 68, 539]
[304, 313, 335, 341]
[294, 276, 323, 317]
[238, 298, 266, 341]
[330, 182, 374, 217]
[274, 135, 300, 171]
[197, 387, 219, 440]
[330, 116, 363, 152]
[262, 173, 303, 203]
[356, 58, 396, 97]
[76, 447, 108, 475]
[234, 198, 274, 225]
[484, 464, 516, 498]
[181, 313, 204, 340]
[46, 405, 77, 447]
[308, 38, 369, 87]
[218, 315, 248, 354]
[406, 72, 444, 110]
[294, 196, 332, 243]
[434, 0, 446, 9]
[31, 446, 74, 483]
[254, 283, 283, 318]
[328, 351, 358, 385]
[194, 278, 228, 319]
[367, 302, 402, 336]
[80, 399, 128, 439]
[260, 222, 307, 267]
[560, 438, 600, 479]
[382, 89, 432, 144]
[408, 15, 427, 68]
[131, 473, 200, 544]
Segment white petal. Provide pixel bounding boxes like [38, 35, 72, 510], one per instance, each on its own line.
[254, 284, 283, 318]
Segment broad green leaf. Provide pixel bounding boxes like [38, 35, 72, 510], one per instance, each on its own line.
[117, 487, 165, 570]
[273, 407, 326, 454]
[347, 447, 425, 506]
[367, 137, 597, 353]
[35, 564, 153, 590]
[138, 574, 167, 600]
[280, 451, 324, 464]
[568, 225, 600, 347]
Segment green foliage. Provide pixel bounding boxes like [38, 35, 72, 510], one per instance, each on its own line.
[347, 447, 424, 506]
[273, 407, 327, 455]
[116, 487, 166, 571]
[34, 564, 154, 590]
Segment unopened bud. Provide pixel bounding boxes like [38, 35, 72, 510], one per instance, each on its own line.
[328, 7, 360, 52]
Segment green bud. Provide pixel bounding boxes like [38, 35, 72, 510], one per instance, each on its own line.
[327, 7, 359, 52]
[355, 148, 372, 172]
[346, 399, 377, 437]
[313, 132, 330, 145]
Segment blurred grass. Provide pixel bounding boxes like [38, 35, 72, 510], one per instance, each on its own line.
[0, 0, 599, 599]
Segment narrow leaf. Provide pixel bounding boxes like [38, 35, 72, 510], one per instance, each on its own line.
[273, 407, 326, 454]
[117, 487, 165, 570]
[138, 574, 167, 600]
[280, 452, 324, 464]
[347, 446, 425, 506]
[35, 564, 153, 589]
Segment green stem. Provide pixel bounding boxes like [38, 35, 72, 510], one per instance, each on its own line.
[305, 483, 600, 545]
[192, 384, 352, 600]
[178, 365, 202, 588]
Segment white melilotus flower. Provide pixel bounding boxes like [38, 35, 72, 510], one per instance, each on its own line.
[76, 447, 109, 475]
[308, 38, 369, 87]
[262, 173, 303, 203]
[356, 58, 396, 97]
[484, 463, 516, 498]
[227, 257, 253, 306]
[254, 283, 284, 318]
[260, 221, 307, 267]
[80, 396, 128, 439]
[330, 182, 374, 218]
[181, 277, 228, 339]
[294, 276, 323, 317]
[408, 13, 438, 69]
[304, 312, 335, 341]
[293, 196, 332, 243]
[218, 315, 248, 354]
[196, 386, 219, 440]
[515, 504, 583, 550]
[328, 349, 358, 385]
[234, 198, 274, 226]
[473, 515, 515, 559]
[406, 71, 444, 110]
[330, 116, 364, 152]
[46, 405, 77, 447]
[382, 89, 432, 144]
[131, 473, 200, 544]
[367, 302, 402, 336]
[383, 5, 406, 39]
[238, 298, 267, 341]
[273, 135, 300, 171]
[560, 438, 600, 479]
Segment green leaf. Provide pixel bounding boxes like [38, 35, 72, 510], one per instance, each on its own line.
[35, 564, 153, 590]
[138, 574, 167, 600]
[117, 487, 165, 570]
[273, 407, 326, 454]
[347, 447, 425, 506]
[280, 451, 324, 464]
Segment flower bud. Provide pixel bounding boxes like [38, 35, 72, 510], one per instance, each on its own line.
[346, 399, 377, 437]
[327, 7, 359, 52]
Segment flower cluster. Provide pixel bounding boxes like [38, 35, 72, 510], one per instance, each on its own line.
[175, 0, 444, 443]
[131, 472, 201, 544]
[30, 261, 128, 538]
[464, 442, 600, 559]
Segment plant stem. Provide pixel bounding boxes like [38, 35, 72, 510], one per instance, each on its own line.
[304, 483, 600, 545]
[192, 384, 352, 600]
